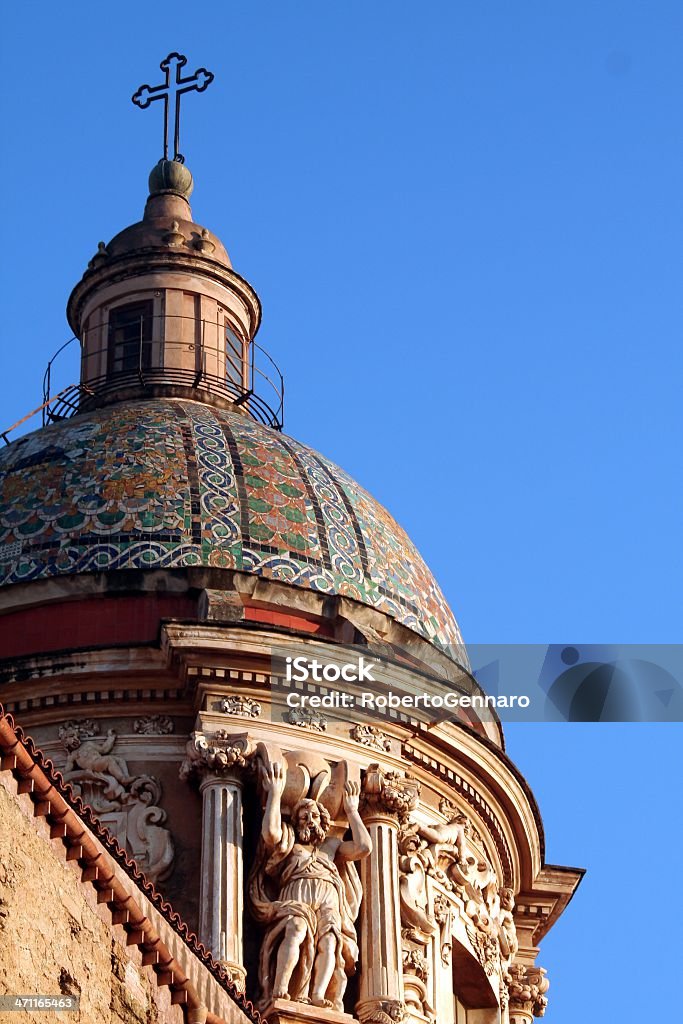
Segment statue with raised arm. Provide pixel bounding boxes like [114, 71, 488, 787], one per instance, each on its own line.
[248, 761, 372, 1011]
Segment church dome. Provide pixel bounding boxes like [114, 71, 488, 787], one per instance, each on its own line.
[0, 398, 463, 654]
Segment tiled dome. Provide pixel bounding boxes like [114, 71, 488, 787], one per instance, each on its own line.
[0, 399, 463, 654]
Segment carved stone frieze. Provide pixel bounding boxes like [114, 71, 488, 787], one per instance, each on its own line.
[286, 707, 327, 731]
[505, 963, 549, 1019]
[57, 720, 174, 882]
[133, 714, 174, 735]
[219, 695, 262, 718]
[350, 724, 391, 752]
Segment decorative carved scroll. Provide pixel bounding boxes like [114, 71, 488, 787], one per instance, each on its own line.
[350, 724, 391, 752]
[433, 893, 453, 966]
[133, 715, 174, 735]
[219, 695, 262, 718]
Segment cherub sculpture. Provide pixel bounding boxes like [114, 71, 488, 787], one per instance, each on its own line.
[62, 728, 133, 793]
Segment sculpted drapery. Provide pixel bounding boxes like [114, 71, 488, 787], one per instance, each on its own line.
[248, 763, 371, 1011]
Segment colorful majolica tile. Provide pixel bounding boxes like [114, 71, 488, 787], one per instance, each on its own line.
[0, 399, 464, 656]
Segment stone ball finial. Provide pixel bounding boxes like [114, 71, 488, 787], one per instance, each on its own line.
[148, 159, 194, 199]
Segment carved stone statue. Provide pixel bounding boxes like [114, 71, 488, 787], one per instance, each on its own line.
[248, 762, 372, 1011]
[57, 720, 174, 882]
[62, 727, 134, 796]
[497, 887, 519, 966]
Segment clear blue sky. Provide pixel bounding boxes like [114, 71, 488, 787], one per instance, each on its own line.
[1, 3, 681, 1020]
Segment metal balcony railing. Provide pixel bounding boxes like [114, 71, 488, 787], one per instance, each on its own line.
[39, 313, 284, 430]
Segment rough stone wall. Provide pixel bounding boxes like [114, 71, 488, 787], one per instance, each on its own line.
[0, 773, 184, 1024]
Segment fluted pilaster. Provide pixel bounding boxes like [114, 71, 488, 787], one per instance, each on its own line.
[356, 765, 420, 1024]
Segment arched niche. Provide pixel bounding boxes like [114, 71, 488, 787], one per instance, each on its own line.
[452, 937, 499, 1022]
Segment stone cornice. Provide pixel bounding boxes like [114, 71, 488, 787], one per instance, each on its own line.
[67, 248, 262, 338]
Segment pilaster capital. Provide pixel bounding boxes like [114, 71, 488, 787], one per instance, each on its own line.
[361, 763, 420, 825]
[179, 729, 255, 786]
[356, 998, 407, 1023]
[505, 963, 549, 1019]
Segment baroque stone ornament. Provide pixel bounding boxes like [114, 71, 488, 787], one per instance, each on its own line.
[362, 764, 420, 824]
[248, 761, 372, 1012]
[432, 893, 453, 965]
[438, 798, 485, 846]
[219, 695, 262, 718]
[133, 714, 174, 735]
[57, 720, 174, 882]
[356, 999, 406, 1023]
[286, 707, 327, 731]
[505, 963, 549, 1020]
[398, 826, 437, 944]
[350, 724, 391, 752]
[497, 887, 519, 968]
[179, 730, 255, 782]
[398, 804, 519, 979]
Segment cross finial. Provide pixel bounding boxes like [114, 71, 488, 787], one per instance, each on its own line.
[132, 52, 214, 164]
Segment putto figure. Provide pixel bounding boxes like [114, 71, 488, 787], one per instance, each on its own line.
[249, 762, 372, 1011]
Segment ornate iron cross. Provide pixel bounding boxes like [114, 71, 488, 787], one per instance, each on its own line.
[132, 52, 214, 164]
